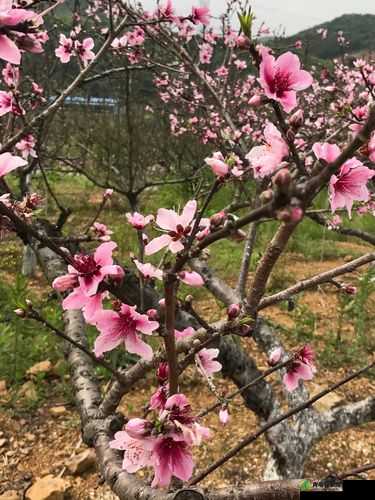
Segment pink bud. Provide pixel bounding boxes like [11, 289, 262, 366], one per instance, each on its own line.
[210, 210, 227, 227]
[290, 207, 304, 222]
[179, 271, 204, 287]
[249, 95, 262, 107]
[227, 303, 240, 320]
[343, 284, 357, 295]
[237, 34, 250, 49]
[110, 265, 125, 281]
[205, 157, 229, 178]
[289, 109, 304, 130]
[157, 362, 169, 384]
[158, 298, 166, 309]
[147, 308, 159, 320]
[219, 407, 229, 425]
[125, 418, 150, 439]
[104, 189, 113, 199]
[14, 308, 26, 317]
[268, 347, 282, 366]
[273, 168, 291, 187]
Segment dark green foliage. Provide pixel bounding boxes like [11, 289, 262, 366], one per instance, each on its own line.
[283, 14, 375, 60]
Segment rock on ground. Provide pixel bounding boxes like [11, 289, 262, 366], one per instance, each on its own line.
[25, 475, 70, 500]
[66, 449, 96, 476]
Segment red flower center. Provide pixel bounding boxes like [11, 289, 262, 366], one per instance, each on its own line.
[73, 254, 100, 277]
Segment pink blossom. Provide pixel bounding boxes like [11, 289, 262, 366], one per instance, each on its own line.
[258, 49, 313, 112]
[151, 436, 194, 487]
[191, 6, 210, 26]
[205, 152, 229, 178]
[175, 327, 195, 340]
[63, 290, 105, 324]
[369, 132, 375, 162]
[104, 188, 113, 199]
[283, 345, 316, 392]
[15, 134, 37, 159]
[110, 431, 154, 473]
[145, 200, 197, 255]
[0, 152, 27, 177]
[126, 212, 153, 230]
[156, 0, 174, 19]
[283, 362, 314, 391]
[179, 271, 204, 287]
[2, 63, 19, 87]
[92, 222, 113, 242]
[329, 159, 375, 217]
[67, 242, 123, 296]
[312, 142, 341, 164]
[134, 260, 163, 280]
[0, 1, 37, 64]
[150, 384, 168, 411]
[75, 37, 95, 65]
[0, 90, 12, 116]
[94, 303, 158, 360]
[246, 122, 289, 178]
[196, 348, 222, 376]
[219, 407, 229, 425]
[55, 34, 73, 63]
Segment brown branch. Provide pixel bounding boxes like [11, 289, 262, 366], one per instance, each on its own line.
[189, 359, 375, 485]
[246, 222, 298, 317]
[258, 252, 375, 310]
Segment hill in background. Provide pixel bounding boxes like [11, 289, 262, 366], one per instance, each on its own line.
[283, 14, 375, 59]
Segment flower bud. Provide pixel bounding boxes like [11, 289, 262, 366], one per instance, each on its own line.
[104, 189, 113, 199]
[276, 209, 292, 222]
[248, 95, 262, 107]
[290, 207, 304, 222]
[210, 210, 227, 227]
[268, 347, 282, 366]
[260, 189, 274, 204]
[147, 309, 159, 320]
[219, 406, 230, 425]
[286, 128, 295, 143]
[273, 168, 291, 188]
[157, 362, 169, 384]
[125, 418, 151, 439]
[14, 308, 26, 317]
[343, 284, 357, 295]
[25, 299, 33, 308]
[239, 324, 253, 337]
[289, 109, 304, 130]
[227, 303, 241, 320]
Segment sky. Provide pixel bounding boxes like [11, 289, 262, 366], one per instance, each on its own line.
[140, 0, 375, 35]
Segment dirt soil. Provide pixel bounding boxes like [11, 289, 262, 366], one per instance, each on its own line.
[1, 244, 375, 498]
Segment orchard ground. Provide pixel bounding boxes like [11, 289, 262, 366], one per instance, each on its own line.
[0, 174, 374, 497]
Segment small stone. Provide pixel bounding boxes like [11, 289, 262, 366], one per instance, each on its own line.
[18, 381, 38, 401]
[25, 475, 70, 500]
[66, 449, 96, 476]
[0, 491, 20, 500]
[27, 360, 52, 377]
[48, 406, 67, 417]
[0, 437, 8, 447]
